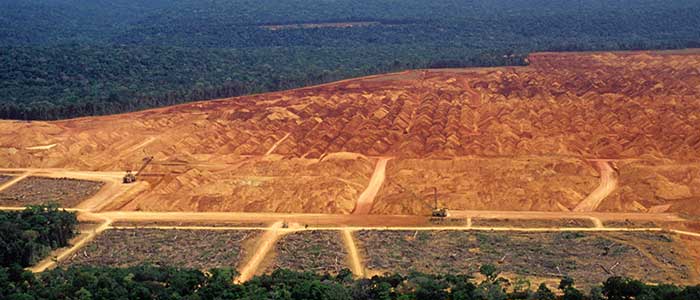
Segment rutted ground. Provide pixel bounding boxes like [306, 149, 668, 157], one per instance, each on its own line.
[61, 229, 260, 270]
[355, 230, 698, 288]
[573, 161, 618, 212]
[372, 157, 599, 214]
[3, 51, 700, 168]
[0, 176, 104, 207]
[117, 155, 374, 213]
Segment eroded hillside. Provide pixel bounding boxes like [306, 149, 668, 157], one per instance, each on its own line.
[1, 50, 699, 214]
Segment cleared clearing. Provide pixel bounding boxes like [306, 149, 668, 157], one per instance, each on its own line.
[355, 230, 696, 288]
[0, 175, 12, 185]
[472, 218, 595, 228]
[61, 229, 260, 270]
[0, 176, 104, 207]
[262, 230, 349, 275]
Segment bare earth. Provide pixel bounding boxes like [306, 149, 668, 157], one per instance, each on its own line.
[1, 51, 699, 215]
[0, 50, 699, 287]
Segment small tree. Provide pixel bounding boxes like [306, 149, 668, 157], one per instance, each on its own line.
[479, 264, 500, 282]
[533, 283, 555, 300]
[559, 277, 584, 300]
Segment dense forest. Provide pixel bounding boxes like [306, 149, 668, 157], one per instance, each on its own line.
[1, 0, 700, 120]
[1, 264, 699, 300]
[0, 204, 78, 268]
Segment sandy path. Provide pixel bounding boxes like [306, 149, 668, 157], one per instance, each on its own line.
[352, 158, 389, 214]
[25, 144, 57, 150]
[671, 229, 700, 238]
[235, 221, 284, 283]
[574, 161, 618, 212]
[30, 217, 112, 272]
[0, 172, 31, 193]
[93, 210, 686, 228]
[341, 229, 364, 277]
[104, 224, 677, 234]
[265, 133, 291, 156]
[590, 217, 604, 228]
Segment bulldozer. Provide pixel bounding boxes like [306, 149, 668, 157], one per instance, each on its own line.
[430, 187, 448, 218]
[386, 180, 448, 218]
[123, 156, 154, 184]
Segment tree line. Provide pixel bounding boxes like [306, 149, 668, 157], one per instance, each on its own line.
[0, 204, 78, 268]
[2, 0, 700, 120]
[1, 264, 699, 300]
[0, 45, 525, 120]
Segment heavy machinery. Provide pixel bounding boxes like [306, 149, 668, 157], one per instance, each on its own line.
[123, 156, 154, 184]
[387, 180, 448, 218]
[430, 187, 448, 218]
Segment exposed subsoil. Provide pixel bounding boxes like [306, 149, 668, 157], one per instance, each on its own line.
[1, 51, 700, 215]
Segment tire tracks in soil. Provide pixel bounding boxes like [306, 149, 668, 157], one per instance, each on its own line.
[341, 229, 364, 277]
[574, 160, 618, 212]
[352, 158, 390, 214]
[235, 221, 285, 283]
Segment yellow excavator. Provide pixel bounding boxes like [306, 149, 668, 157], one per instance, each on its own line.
[123, 156, 154, 184]
[430, 187, 448, 218]
[387, 180, 448, 218]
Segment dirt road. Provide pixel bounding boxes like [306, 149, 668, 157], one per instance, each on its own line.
[574, 161, 618, 212]
[352, 158, 389, 214]
[0, 172, 31, 193]
[341, 229, 364, 277]
[94, 209, 687, 227]
[265, 133, 291, 156]
[235, 221, 284, 283]
[30, 217, 112, 272]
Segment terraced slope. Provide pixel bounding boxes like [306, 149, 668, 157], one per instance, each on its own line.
[1, 50, 699, 214]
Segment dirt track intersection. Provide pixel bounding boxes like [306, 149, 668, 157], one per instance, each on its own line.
[1, 166, 699, 288]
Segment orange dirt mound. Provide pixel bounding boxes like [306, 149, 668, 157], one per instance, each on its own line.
[1, 50, 699, 214]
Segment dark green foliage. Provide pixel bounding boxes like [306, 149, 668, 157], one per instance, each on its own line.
[534, 283, 556, 300]
[479, 264, 500, 282]
[1, 263, 700, 300]
[602, 277, 645, 300]
[0, 204, 78, 268]
[560, 277, 585, 300]
[1, 0, 700, 120]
